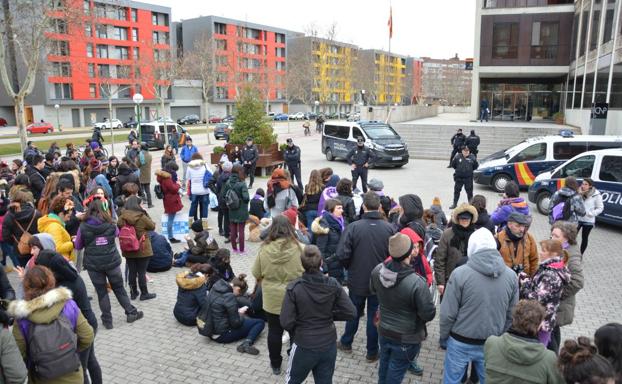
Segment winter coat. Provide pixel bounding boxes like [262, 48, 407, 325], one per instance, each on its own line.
[439, 229, 519, 343]
[74, 218, 120, 272]
[430, 204, 448, 229]
[251, 238, 304, 315]
[138, 151, 152, 184]
[283, 145, 301, 166]
[398, 194, 426, 239]
[485, 332, 565, 384]
[160, 152, 176, 170]
[519, 256, 570, 332]
[179, 145, 198, 164]
[185, 159, 210, 196]
[475, 208, 496, 233]
[222, 173, 249, 223]
[241, 144, 258, 164]
[371, 259, 436, 344]
[8, 287, 94, 384]
[451, 133, 466, 149]
[2, 204, 41, 257]
[337, 211, 396, 296]
[496, 227, 539, 277]
[466, 134, 480, 153]
[400, 228, 433, 286]
[264, 187, 298, 218]
[202, 279, 242, 335]
[117, 209, 155, 258]
[25, 165, 45, 200]
[38, 214, 74, 261]
[114, 164, 140, 197]
[156, 170, 182, 214]
[346, 146, 375, 167]
[0, 327, 27, 384]
[300, 191, 321, 213]
[556, 244, 584, 327]
[280, 271, 356, 350]
[547, 187, 586, 223]
[491, 197, 530, 229]
[312, 214, 343, 279]
[579, 187, 604, 224]
[434, 204, 478, 286]
[336, 194, 357, 224]
[173, 271, 207, 326]
[451, 153, 478, 179]
[186, 231, 219, 264]
[147, 231, 173, 272]
[216, 171, 231, 207]
[249, 197, 266, 219]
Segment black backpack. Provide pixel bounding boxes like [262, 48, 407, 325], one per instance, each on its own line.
[225, 188, 241, 210]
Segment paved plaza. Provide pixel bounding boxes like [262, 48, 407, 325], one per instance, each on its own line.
[7, 124, 622, 383]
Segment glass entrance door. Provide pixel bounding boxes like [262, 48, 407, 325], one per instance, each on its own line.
[514, 93, 528, 121]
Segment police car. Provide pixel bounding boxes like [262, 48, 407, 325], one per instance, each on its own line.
[528, 148, 622, 226]
[473, 133, 622, 192]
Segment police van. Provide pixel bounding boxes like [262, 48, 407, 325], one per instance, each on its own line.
[473, 133, 622, 192]
[527, 148, 622, 226]
[139, 121, 186, 150]
[321, 121, 409, 167]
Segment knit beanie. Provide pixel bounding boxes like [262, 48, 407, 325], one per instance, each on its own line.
[282, 207, 298, 227]
[388, 233, 414, 261]
[432, 197, 441, 206]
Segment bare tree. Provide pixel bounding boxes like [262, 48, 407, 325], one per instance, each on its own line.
[98, 64, 135, 154]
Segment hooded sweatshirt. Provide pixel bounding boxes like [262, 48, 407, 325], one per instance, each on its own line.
[491, 197, 530, 228]
[280, 271, 356, 350]
[440, 228, 519, 343]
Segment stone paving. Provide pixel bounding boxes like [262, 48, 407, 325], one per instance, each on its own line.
[7, 123, 622, 383]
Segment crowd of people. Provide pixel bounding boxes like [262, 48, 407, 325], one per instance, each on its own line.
[0, 134, 618, 384]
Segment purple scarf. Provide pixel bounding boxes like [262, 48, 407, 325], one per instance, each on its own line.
[330, 213, 345, 232]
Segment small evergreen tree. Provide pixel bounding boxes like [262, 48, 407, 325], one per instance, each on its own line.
[229, 86, 276, 145]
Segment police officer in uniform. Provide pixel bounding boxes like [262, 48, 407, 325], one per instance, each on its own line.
[346, 137, 375, 193]
[284, 138, 303, 190]
[448, 128, 466, 168]
[450, 145, 479, 209]
[241, 136, 259, 188]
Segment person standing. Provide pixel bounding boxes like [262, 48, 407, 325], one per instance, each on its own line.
[138, 144, 153, 208]
[179, 137, 198, 188]
[185, 153, 211, 227]
[2, 190, 41, 266]
[577, 178, 604, 255]
[242, 137, 259, 188]
[547, 176, 586, 224]
[371, 233, 436, 383]
[216, 161, 233, 240]
[491, 181, 530, 230]
[496, 212, 539, 277]
[284, 138, 303, 190]
[440, 228, 519, 384]
[312, 199, 346, 283]
[156, 162, 183, 244]
[265, 169, 298, 218]
[222, 164, 250, 255]
[170, 127, 179, 154]
[336, 192, 395, 362]
[280, 245, 357, 384]
[37, 196, 75, 261]
[450, 146, 478, 209]
[346, 137, 374, 193]
[479, 99, 489, 122]
[448, 129, 466, 168]
[300, 170, 323, 232]
[25, 154, 46, 200]
[465, 130, 480, 157]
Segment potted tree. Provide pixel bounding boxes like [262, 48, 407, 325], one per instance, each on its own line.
[210, 145, 226, 165]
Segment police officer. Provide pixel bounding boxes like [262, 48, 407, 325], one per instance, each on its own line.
[346, 137, 375, 193]
[466, 129, 481, 157]
[284, 138, 303, 190]
[241, 136, 259, 188]
[448, 128, 466, 168]
[450, 145, 478, 209]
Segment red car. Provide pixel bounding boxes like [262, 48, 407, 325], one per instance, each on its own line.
[208, 116, 223, 123]
[26, 122, 54, 134]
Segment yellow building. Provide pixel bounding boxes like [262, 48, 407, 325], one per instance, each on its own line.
[359, 50, 407, 105]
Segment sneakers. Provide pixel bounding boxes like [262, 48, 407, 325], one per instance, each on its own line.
[336, 341, 352, 353]
[126, 311, 144, 323]
[169, 238, 181, 244]
[237, 341, 259, 355]
[408, 360, 424, 376]
[140, 293, 156, 301]
[366, 354, 379, 363]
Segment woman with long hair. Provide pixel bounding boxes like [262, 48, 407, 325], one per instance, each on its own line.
[106, 156, 120, 195]
[335, 178, 357, 225]
[161, 145, 177, 169]
[36, 173, 61, 215]
[2, 190, 41, 266]
[37, 195, 74, 261]
[300, 169, 323, 234]
[156, 161, 183, 244]
[577, 177, 604, 255]
[117, 196, 157, 301]
[222, 164, 250, 255]
[251, 216, 304, 375]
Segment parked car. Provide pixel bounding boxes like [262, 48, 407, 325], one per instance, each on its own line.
[214, 123, 231, 140]
[222, 115, 235, 123]
[94, 119, 123, 130]
[347, 112, 361, 122]
[274, 113, 289, 121]
[124, 118, 138, 128]
[177, 114, 201, 125]
[288, 112, 305, 120]
[0, 117, 7, 127]
[208, 116, 223, 124]
[27, 122, 54, 134]
[139, 122, 186, 150]
[304, 112, 317, 120]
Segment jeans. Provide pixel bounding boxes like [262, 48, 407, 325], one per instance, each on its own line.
[577, 221, 594, 255]
[304, 211, 318, 242]
[79, 343, 102, 384]
[443, 336, 486, 384]
[87, 267, 137, 324]
[0, 242, 20, 268]
[340, 292, 379, 357]
[286, 343, 337, 384]
[479, 108, 488, 122]
[126, 257, 151, 294]
[140, 183, 152, 206]
[378, 336, 421, 384]
[167, 213, 175, 239]
[230, 222, 246, 252]
[351, 167, 369, 193]
[218, 208, 230, 236]
[266, 312, 293, 369]
[215, 317, 265, 344]
[189, 193, 209, 221]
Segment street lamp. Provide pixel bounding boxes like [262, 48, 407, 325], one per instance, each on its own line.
[314, 100, 319, 115]
[54, 104, 61, 132]
[361, 89, 366, 106]
[133, 93, 144, 140]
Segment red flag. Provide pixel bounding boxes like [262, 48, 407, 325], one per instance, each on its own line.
[388, 6, 393, 39]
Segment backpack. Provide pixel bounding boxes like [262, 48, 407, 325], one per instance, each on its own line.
[202, 166, 212, 189]
[551, 195, 572, 221]
[18, 301, 80, 380]
[85, 177, 98, 196]
[154, 184, 163, 199]
[118, 224, 144, 252]
[225, 188, 240, 210]
[12, 212, 37, 255]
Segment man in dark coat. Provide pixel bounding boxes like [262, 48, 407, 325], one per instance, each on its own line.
[448, 129, 466, 168]
[450, 146, 478, 209]
[466, 130, 481, 157]
[25, 154, 46, 200]
[346, 137, 375, 193]
[284, 138, 303, 190]
[241, 137, 258, 188]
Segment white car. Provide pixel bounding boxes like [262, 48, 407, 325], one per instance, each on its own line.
[288, 112, 305, 120]
[94, 119, 123, 130]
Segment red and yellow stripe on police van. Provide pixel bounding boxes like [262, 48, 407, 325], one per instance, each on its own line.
[514, 163, 536, 186]
[556, 179, 566, 190]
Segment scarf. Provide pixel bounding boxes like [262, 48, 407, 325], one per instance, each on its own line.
[329, 213, 345, 232]
[252, 194, 264, 201]
[504, 226, 523, 243]
[48, 213, 66, 228]
[267, 176, 289, 196]
[450, 224, 474, 257]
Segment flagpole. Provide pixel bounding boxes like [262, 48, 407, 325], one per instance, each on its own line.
[387, 0, 392, 111]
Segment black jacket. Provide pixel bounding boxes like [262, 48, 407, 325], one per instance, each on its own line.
[241, 145, 258, 164]
[173, 273, 208, 326]
[79, 219, 121, 272]
[300, 192, 320, 213]
[114, 164, 140, 197]
[451, 133, 466, 149]
[466, 134, 480, 153]
[346, 146, 375, 167]
[284, 145, 301, 166]
[336, 194, 357, 224]
[249, 198, 266, 219]
[337, 211, 395, 296]
[312, 214, 343, 279]
[475, 209, 495, 234]
[370, 260, 436, 344]
[452, 154, 478, 179]
[25, 165, 45, 200]
[0, 267, 15, 325]
[280, 272, 356, 350]
[2, 204, 41, 257]
[200, 279, 242, 336]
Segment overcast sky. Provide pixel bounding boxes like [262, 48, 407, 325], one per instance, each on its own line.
[145, 0, 475, 59]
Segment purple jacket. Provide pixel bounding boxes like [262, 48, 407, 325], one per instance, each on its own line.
[491, 197, 530, 227]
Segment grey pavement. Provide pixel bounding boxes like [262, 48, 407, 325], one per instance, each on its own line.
[7, 122, 622, 383]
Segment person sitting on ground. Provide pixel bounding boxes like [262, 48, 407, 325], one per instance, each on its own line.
[173, 263, 213, 326]
[146, 231, 173, 273]
[249, 188, 266, 219]
[594, 323, 622, 383]
[491, 181, 530, 231]
[484, 299, 565, 383]
[558, 337, 617, 384]
[174, 220, 219, 267]
[210, 248, 235, 282]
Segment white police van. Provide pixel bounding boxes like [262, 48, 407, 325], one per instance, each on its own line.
[321, 121, 409, 167]
[474, 133, 622, 192]
[528, 148, 622, 226]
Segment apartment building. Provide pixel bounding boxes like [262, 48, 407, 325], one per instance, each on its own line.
[421, 55, 472, 106]
[405, 57, 424, 105]
[358, 50, 407, 105]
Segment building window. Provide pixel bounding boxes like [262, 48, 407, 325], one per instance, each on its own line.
[98, 64, 110, 78]
[118, 86, 131, 98]
[214, 22, 226, 35]
[85, 24, 92, 37]
[83, 0, 90, 15]
[52, 62, 71, 76]
[492, 22, 519, 59]
[53, 83, 72, 99]
[96, 24, 107, 39]
[132, 28, 138, 41]
[275, 61, 285, 71]
[86, 43, 93, 58]
[531, 21, 559, 59]
[113, 27, 127, 40]
[275, 47, 285, 57]
[603, 7, 614, 44]
[131, 8, 137, 22]
[116, 7, 127, 20]
[590, 10, 601, 51]
[215, 86, 227, 99]
[114, 46, 129, 60]
[275, 33, 285, 44]
[216, 39, 227, 50]
[53, 19, 67, 34]
[96, 44, 108, 59]
[132, 47, 139, 59]
[215, 72, 227, 82]
[215, 55, 227, 66]
[579, 9, 588, 56]
[89, 83, 97, 98]
[88, 63, 95, 77]
[151, 12, 168, 26]
[152, 31, 169, 45]
[51, 40, 69, 56]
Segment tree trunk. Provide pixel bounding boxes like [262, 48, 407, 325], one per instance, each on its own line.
[14, 96, 27, 153]
[160, 95, 169, 146]
[203, 97, 211, 145]
[108, 97, 115, 156]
